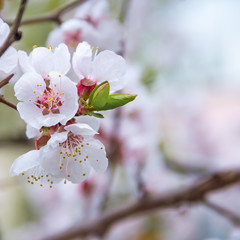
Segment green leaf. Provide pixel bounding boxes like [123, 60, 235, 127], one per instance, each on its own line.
[86, 111, 104, 118]
[101, 94, 137, 110]
[88, 81, 109, 105]
[90, 82, 110, 110]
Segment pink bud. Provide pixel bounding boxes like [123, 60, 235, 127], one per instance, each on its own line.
[77, 78, 97, 99]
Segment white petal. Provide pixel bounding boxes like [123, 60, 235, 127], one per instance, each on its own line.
[81, 138, 108, 172]
[17, 102, 44, 129]
[72, 41, 92, 79]
[40, 147, 62, 175]
[14, 72, 45, 101]
[18, 50, 35, 73]
[47, 132, 68, 148]
[0, 47, 18, 74]
[26, 124, 41, 139]
[31, 47, 54, 77]
[92, 50, 126, 91]
[10, 150, 40, 176]
[67, 157, 91, 183]
[0, 20, 9, 46]
[75, 116, 100, 131]
[64, 123, 97, 136]
[54, 43, 71, 74]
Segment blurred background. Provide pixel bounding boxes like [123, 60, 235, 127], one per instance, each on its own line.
[1, 0, 240, 239]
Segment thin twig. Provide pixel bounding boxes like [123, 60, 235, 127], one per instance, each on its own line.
[44, 169, 240, 240]
[15, 0, 86, 26]
[0, 74, 14, 88]
[204, 199, 240, 226]
[0, 0, 27, 57]
[0, 95, 17, 110]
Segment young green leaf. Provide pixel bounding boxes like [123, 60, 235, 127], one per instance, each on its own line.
[88, 81, 109, 105]
[86, 111, 104, 118]
[101, 94, 137, 110]
[90, 82, 110, 110]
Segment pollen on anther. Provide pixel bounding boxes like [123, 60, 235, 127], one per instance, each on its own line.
[40, 184, 43, 187]
[67, 174, 70, 177]
[29, 99, 32, 101]
[59, 75, 61, 77]
[83, 173, 86, 176]
[61, 163, 64, 166]
[100, 147, 103, 149]
[21, 173, 24, 176]
[33, 45, 37, 48]
[50, 186, 52, 188]
[96, 160, 99, 162]
[59, 166, 62, 170]
[64, 180, 67, 184]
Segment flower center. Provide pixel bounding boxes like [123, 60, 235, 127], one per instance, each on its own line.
[29, 78, 65, 115]
[64, 30, 82, 48]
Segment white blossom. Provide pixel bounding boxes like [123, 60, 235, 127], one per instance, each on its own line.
[14, 71, 78, 129]
[10, 116, 108, 186]
[73, 41, 126, 92]
[47, 0, 123, 52]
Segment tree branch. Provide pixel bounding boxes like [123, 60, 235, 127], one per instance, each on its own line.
[0, 95, 17, 110]
[16, 0, 86, 26]
[0, 74, 14, 88]
[44, 169, 240, 240]
[204, 199, 240, 226]
[0, 0, 27, 57]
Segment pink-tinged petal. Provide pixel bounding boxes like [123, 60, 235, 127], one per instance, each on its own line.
[31, 47, 54, 77]
[48, 72, 78, 124]
[92, 50, 126, 91]
[64, 123, 97, 136]
[18, 50, 35, 73]
[0, 20, 9, 46]
[72, 41, 92, 80]
[54, 43, 71, 75]
[10, 150, 40, 176]
[81, 138, 108, 172]
[66, 157, 91, 183]
[75, 116, 100, 132]
[0, 47, 18, 74]
[46, 28, 64, 49]
[14, 72, 45, 101]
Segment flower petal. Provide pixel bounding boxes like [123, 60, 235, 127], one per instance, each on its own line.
[54, 43, 71, 75]
[0, 19, 9, 46]
[64, 123, 97, 136]
[10, 150, 40, 176]
[31, 47, 55, 77]
[81, 138, 108, 172]
[48, 72, 78, 125]
[92, 50, 126, 91]
[47, 132, 68, 148]
[14, 72, 45, 101]
[66, 157, 91, 183]
[75, 116, 100, 132]
[0, 47, 18, 74]
[72, 41, 92, 80]
[18, 50, 35, 73]
[26, 124, 41, 139]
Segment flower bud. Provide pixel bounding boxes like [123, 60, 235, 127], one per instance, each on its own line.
[77, 78, 97, 100]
